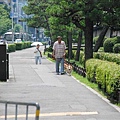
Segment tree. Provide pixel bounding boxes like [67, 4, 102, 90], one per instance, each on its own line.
[0, 4, 12, 36]
[14, 24, 23, 32]
[46, 0, 94, 62]
[47, 0, 120, 61]
[93, 26, 109, 52]
[93, 0, 120, 51]
[23, 0, 120, 63]
[75, 31, 83, 61]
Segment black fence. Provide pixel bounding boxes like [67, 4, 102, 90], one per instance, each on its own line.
[47, 53, 120, 103]
[47, 53, 86, 77]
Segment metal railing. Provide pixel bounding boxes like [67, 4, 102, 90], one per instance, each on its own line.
[0, 100, 40, 120]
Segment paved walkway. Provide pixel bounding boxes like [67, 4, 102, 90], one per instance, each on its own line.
[0, 47, 120, 120]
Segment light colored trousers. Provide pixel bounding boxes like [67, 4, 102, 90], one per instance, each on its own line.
[35, 56, 41, 64]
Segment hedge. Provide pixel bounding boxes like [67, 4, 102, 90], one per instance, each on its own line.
[7, 44, 16, 52]
[15, 43, 24, 50]
[103, 36, 120, 53]
[113, 43, 120, 53]
[94, 52, 120, 65]
[86, 59, 120, 101]
[8, 41, 32, 52]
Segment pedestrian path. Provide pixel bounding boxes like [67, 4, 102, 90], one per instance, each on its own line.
[0, 47, 120, 120]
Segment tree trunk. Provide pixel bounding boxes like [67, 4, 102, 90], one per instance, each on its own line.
[93, 26, 109, 52]
[84, 17, 93, 66]
[75, 31, 82, 61]
[67, 31, 72, 61]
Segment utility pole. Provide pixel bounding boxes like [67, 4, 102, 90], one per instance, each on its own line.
[11, 0, 14, 43]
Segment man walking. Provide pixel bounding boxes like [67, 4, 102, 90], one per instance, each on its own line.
[52, 36, 66, 75]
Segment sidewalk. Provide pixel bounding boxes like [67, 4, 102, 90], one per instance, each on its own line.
[0, 47, 120, 120]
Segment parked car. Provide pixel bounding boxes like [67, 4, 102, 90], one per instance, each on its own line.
[0, 40, 4, 44]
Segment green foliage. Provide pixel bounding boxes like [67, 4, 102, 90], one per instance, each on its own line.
[103, 38, 115, 52]
[26, 41, 32, 48]
[113, 43, 120, 53]
[103, 37, 120, 53]
[45, 46, 53, 52]
[93, 36, 99, 44]
[86, 59, 120, 100]
[93, 36, 106, 47]
[15, 43, 24, 50]
[7, 42, 32, 52]
[79, 51, 85, 65]
[14, 24, 23, 32]
[94, 52, 120, 65]
[65, 50, 74, 59]
[0, 4, 11, 35]
[86, 59, 100, 82]
[7, 44, 16, 53]
[23, 0, 49, 29]
[15, 42, 32, 50]
[23, 0, 120, 61]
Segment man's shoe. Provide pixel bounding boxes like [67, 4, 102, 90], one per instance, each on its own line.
[61, 72, 65, 75]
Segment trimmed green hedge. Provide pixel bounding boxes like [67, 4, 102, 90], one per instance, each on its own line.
[86, 59, 120, 101]
[94, 52, 120, 65]
[103, 36, 120, 53]
[8, 41, 32, 52]
[113, 43, 120, 53]
[7, 44, 16, 52]
[15, 43, 24, 50]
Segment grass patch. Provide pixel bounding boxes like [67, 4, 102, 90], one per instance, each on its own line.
[72, 71, 107, 98]
[72, 72, 120, 106]
[44, 51, 55, 62]
[46, 51, 120, 107]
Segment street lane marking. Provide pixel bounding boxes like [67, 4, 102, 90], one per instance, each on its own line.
[0, 111, 98, 118]
[40, 111, 98, 116]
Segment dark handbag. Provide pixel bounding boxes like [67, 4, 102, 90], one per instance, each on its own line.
[37, 48, 42, 57]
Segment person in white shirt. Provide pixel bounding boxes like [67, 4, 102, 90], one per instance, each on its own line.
[53, 36, 66, 75]
[34, 44, 42, 64]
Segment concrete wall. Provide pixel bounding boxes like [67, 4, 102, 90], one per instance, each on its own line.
[93, 28, 120, 38]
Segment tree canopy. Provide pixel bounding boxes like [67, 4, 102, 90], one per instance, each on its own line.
[23, 0, 120, 61]
[0, 4, 12, 36]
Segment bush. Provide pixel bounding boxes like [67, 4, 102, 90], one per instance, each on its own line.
[103, 37, 120, 53]
[65, 50, 74, 59]
[22, 42, 26, 49]
[15, 43, 24, 50]
[94, 52, 120, 65]
[86, 59, 100, 82]
[103, 38, 114, 52]
[86, 59, 120, 101]
[113, 43, 120, 53]
[45, 46, 53, 52]
[79, 51, 85, 65]
[7, 44, 16, 52]
[116, 36, 120, 43]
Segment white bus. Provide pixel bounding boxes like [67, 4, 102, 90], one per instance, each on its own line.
[4, 32, 22, 44]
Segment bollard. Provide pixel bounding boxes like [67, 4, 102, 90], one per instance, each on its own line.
[0, 45, 7, 81]
[7, 53, 9, 79]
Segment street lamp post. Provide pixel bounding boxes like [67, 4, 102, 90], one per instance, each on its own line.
[11, 0, 14, 43]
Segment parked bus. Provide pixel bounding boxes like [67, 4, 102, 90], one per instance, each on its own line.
[4, 32, 23, 44]
[4, 32, 13, 44]
[4, 32, 33, 44]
